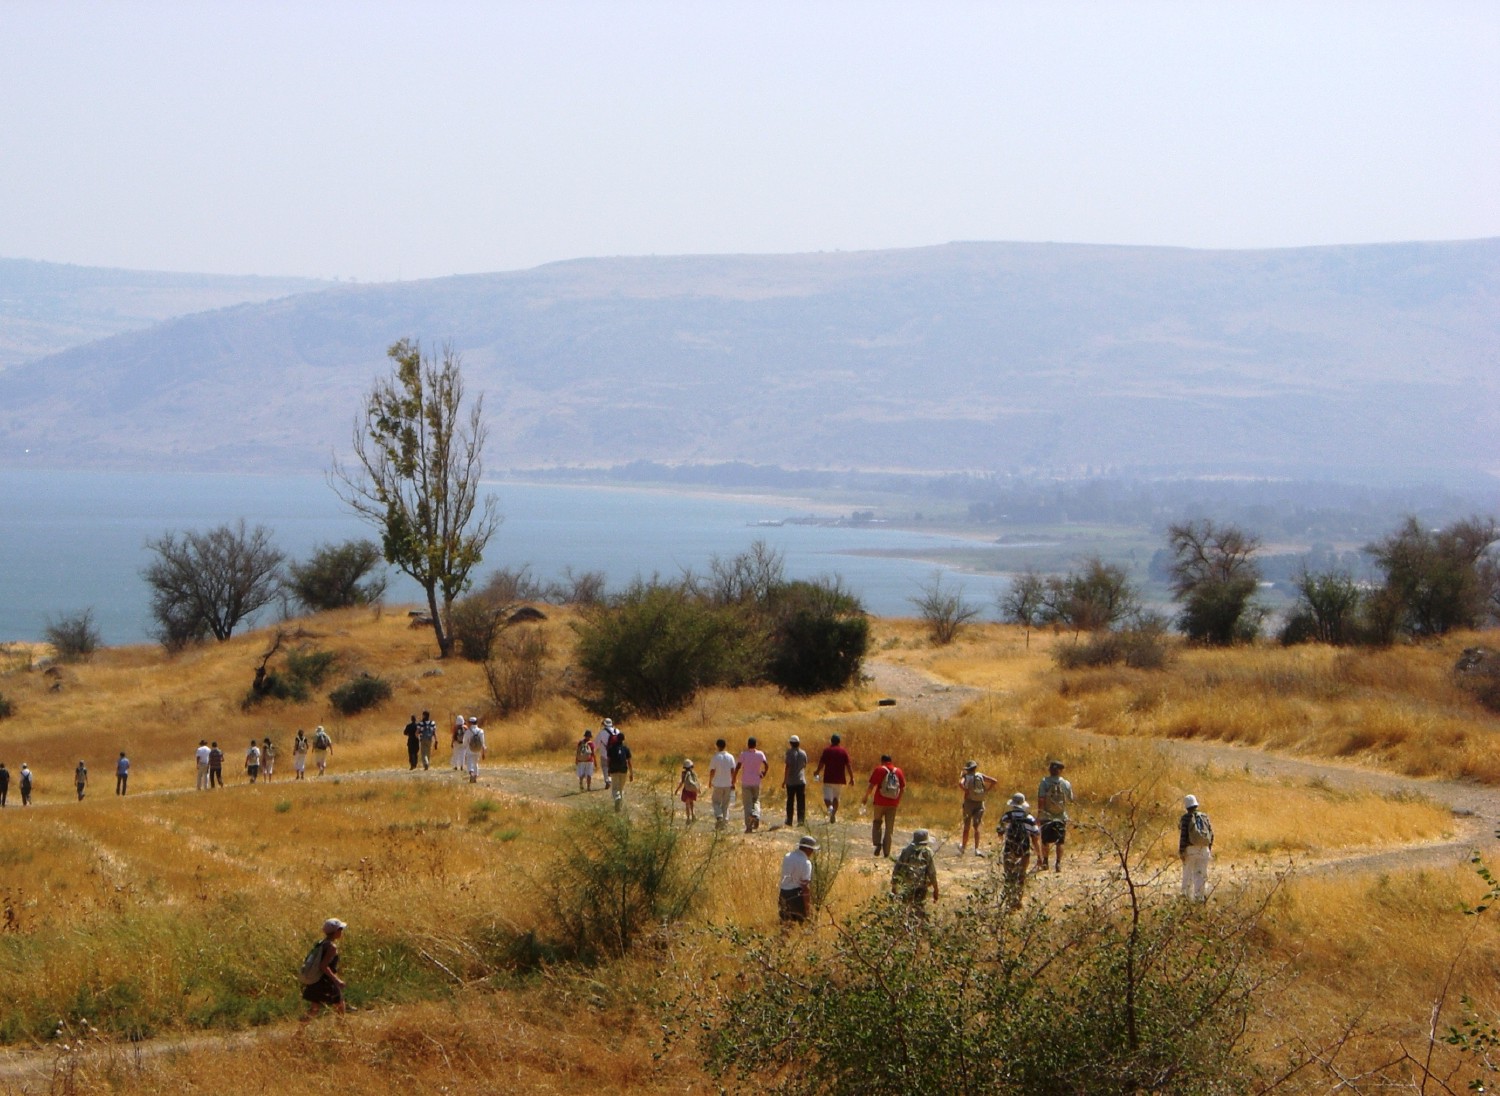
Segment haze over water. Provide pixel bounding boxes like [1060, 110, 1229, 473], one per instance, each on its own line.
[0, 470, 997, 646]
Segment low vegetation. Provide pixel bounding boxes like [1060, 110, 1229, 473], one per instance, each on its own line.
[0, 604, 1498, 1093]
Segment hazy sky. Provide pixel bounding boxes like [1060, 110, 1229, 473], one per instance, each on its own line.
[3, 1, 1496, 281]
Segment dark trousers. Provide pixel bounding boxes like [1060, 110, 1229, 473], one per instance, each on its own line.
[116, 774, 128, 795]
[210, 766, 223, 787]
[779, 887, 809, 923]
[785, 783, 806, 826]
[407, 739, 420, 768]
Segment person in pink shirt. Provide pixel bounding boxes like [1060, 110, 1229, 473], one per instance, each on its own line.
[733, 737, 769, 833]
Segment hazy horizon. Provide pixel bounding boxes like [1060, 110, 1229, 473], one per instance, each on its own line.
[3, 2, 1496, 282]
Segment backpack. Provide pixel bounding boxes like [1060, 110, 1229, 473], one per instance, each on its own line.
[606, 739, 628, 769]
[892, 843, 932, 896]
[683, 768, 699, 791]
[1000, 811, 1032, 860]
[576, 739, 594, 763]
[1040, 777, 1067, 815]
[298, 940, 326, 985]
[964, 773, 988, 799]
[1186, 810, 1213, 847]
[314, 730, 331, 750]
[878, 765, 902, 799]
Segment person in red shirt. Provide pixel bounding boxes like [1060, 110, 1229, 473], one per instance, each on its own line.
[812, 733, 854, 823]
[861, 754, 906, 857]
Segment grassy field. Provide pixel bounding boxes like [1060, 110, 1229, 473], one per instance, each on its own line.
[1, 611, 1498, 1092]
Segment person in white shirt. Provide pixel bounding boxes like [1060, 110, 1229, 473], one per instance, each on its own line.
[778, 835, 819, 924]
[707, 738, 737, 831]
[195, 740, 211, 791]
[464, 717, 487, 783]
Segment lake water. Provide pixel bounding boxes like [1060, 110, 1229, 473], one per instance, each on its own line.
[0, 470, 1006, 645]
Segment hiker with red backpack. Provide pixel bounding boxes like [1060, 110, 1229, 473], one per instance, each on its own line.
[861, 754, 905, 858]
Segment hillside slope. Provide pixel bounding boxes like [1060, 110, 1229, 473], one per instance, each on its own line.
[1, 240, 1496, 478]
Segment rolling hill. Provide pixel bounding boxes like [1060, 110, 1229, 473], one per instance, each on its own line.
[0, 240, 1495, 479]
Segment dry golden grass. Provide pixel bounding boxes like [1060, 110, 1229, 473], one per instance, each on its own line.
[3, 610, 1499, 1092]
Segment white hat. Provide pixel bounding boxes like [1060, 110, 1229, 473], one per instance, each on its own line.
[798, 835, 820, 851]
[1008, 793, 1028, 809]
[789, 735, 800, 745]
[323, 917, 347, 933]
[1184, 794, 1200, 810]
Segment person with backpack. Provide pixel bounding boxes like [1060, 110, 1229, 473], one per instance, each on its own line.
[861, 755, 906, 858]
[115, 751, 130, 795]
[1036, 760, 1074, 872]
[891, 829, 940, 917]
[812, 733, 853, 823]
[261, 737, 277, 782]
[605, 730, 633, 810]
[958, 760, 998, 856]
[19, 763, 33, 805]
[417, 711, 438, 770]
[997, 793, 1042, 910]
[292, 730, 309, 780]
[675, 759, 700, 822]
[1179, 794, 1214, 901]
[464, 717, 487, 783]
[596, 718, 619, 790]
[734, 737, 769, 833]
[782, 735, 809, 828]
[451, 715, 467, 769]
[312, 726, 332, 775]
[403, 714, 422, 770]
[575, 729, 597, 791]
[75, 760, 88, 801]
[208, 742, 224, 788]
[778, 834, 819, 925]
[300, 917, 348, 1019]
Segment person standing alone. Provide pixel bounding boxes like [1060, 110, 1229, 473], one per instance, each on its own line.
[778, 835, 819, 925]
[75, 760, 88, 801]
[1179, 794, 1214, 901]
[115, 752, 130, 795]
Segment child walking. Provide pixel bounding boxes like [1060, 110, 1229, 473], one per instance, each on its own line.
[676, 759, 700, 823]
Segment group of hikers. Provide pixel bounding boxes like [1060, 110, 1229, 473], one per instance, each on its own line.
[192, 728, 333, 789]
[0, 752, 133, 805]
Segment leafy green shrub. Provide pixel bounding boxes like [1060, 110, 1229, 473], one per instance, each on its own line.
[766, 579, 870, 694]
[43, 609, 101, 662]
[573, 579, 738, 718]
[538, 801, 717, 962]
[284, 647, 338, 687]
[328, 673, 393, 715]
[288, 539, 387, 612]
[242, 646, 337, 710]
[1054, 617, 1170, 671]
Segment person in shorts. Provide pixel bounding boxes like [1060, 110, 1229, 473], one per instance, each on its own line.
[675, 759, 699, 822]
[1036, 760, 1074, 872]
[574, 729, 596, 791]
[812, 733, 853, 823]
[301, 917, 348, 1019]
[245, 740, 261, 784]
[958, 760, 997, 855]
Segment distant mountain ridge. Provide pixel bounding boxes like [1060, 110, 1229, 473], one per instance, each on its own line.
[0, 258, 330, 370]
[0, 240, 1495, 480]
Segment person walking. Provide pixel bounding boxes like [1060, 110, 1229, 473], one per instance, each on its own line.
[451, 715, 466, 769]
[313, 726, 332, 775]
[778, 835, 819, 925]
[734, 737, 769, 833]
[1036, 760, 1074, 872]
[813, 733, 853, 823]
[708, 738, 737, 830]
[782, 735, 809, 828]
[75, 760, 88, 801]
[596, 718, 619, 791]
[403, 714, 421, 770]
[245, 740, 261, 784]
[464, 717, 487, 783]
[115, 751, 130, 795]
[292, 730, 309, 780]
[675, 759, 700, 822]
[997, 793, 1043, 910]
[195, 740, 211, 790]
[1179, 794, 1215, 902]
[301, 917, 348, 1019]
[574, 729, 596, 791]
[417, 711, 437, 770]
[208, 742, 224, 788]
[0, 762, 9, 807]
[605, 730, 633, 810]
[19, 763, 33, 805]
[891, 829, 940, 917]
[261, 737, 277, 783]
[861, 754, 906, 857]
[958, 760, 998, 856]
